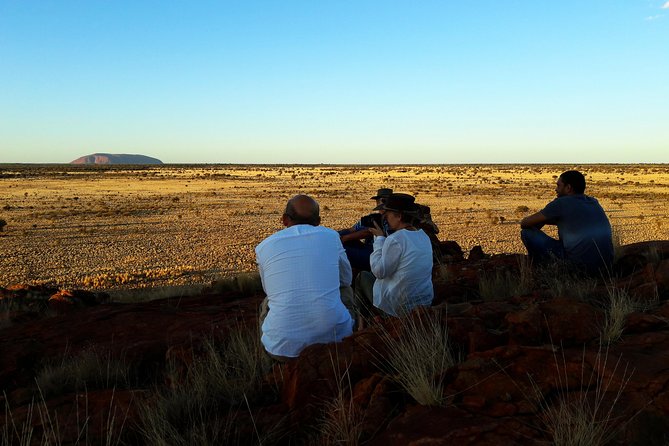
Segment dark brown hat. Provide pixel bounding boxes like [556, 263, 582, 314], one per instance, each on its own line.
[371, 188, 393, 200]
[373, 193, 418, 214]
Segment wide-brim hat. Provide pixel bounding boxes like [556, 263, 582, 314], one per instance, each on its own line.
[373, 193, 418, 214]
[371, 188, 393, 200]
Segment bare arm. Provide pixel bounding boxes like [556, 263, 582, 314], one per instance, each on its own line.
[341, 228, 372, 243]
[520, 212, 549, 230]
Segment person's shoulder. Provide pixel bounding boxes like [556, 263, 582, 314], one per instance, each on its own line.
[293, 224, 342, 241]
[255, 227, 292, 252]
[412, 228, 432, 242]
[316, 225, 342, 241]
[543, 195, 571, 208]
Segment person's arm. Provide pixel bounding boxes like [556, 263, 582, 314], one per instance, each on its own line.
[370, 236, 401, 279]
[255, 249, 268, 294]
[338, 246, 353, 287]
[520, 212, 549, 230]
[340, 228, 372, 243]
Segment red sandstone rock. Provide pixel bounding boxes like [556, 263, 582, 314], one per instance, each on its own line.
[3, 248, 669, 444]
[655, 259, 669, 290]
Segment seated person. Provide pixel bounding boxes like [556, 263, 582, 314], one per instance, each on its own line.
[354, 193, 434, 318]
[414, 203, 442, 263]
[339, 188, 393, 271]
[256, 195, 354, 361]
[520, 170, 614, 276]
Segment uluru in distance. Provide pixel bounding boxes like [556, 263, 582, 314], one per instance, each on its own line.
[70, 153, 163, 165]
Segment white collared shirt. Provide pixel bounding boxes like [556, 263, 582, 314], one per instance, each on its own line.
[256, 224, 353, 358]
[371, 229, 434, 316]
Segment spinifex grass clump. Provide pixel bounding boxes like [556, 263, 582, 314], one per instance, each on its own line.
[536, 345, 633, 446]
[478, 257, 533, 301]
[601, 287, 636, 345]
[139, 327, 274, 445]
[535, 260, 598, 301]
[320, 390, 363, 446]
[3, 387, 129, 446]
[319, 357, 364, 446]
[377, 308, 457, 406]
[36, 348, 131, 399]
[211, 272, 263, 295]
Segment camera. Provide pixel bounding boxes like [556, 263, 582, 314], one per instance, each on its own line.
[360, 213, 383, 228]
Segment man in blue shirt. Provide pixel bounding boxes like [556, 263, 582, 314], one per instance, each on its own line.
[520, 170, 614, 275]
[339, 188, 393, 271]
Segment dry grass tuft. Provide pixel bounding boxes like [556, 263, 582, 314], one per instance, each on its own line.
[611, 223, 626, 262]
[535, 260, 598, 301]
[36, 348, 131, 399]
[376, 309, 456, 406]
[2, 387, 128, 446]
[478, 257, 533, 301]
[537, 345, 633, 446]
[109, 283, 205, 303]
[211, 272, 263, 295]
[601, 286, 639, 345]
[319, 357, 364, 446]
[138, 327, 273, 445]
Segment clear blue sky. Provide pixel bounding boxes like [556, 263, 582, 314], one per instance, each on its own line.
[1, 1, 668, 164]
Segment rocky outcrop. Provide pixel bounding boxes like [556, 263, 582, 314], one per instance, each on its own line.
[70, 153, 163, 165]
[2, 241, 669, 444]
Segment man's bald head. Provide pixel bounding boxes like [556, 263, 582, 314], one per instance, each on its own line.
[283, 194, 321, 227]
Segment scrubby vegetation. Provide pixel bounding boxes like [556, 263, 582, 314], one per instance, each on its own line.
[138, 328, 275, 445]
[2, 164, 668, 290]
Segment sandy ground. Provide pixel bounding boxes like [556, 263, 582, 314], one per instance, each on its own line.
[1, 164, 668, 291]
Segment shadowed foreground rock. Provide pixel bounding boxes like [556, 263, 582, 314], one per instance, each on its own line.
[2, 241, 669, 444]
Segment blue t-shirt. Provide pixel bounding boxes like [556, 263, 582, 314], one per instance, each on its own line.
[353, 217, 393, 236]
[541, 194, 614, 272]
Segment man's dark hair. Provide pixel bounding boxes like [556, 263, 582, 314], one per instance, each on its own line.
[284, 195, 320, 226]
[559, 170, 586, 194]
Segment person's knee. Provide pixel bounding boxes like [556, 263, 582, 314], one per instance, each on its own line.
[520, 227, 536, 242]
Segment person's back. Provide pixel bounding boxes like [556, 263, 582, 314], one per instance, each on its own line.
[371, 227, 434, 316]
[256, 223, 353, 358]
[541, 194, 613, 273]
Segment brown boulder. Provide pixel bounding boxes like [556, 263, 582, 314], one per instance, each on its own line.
[507, 298, 602, 346]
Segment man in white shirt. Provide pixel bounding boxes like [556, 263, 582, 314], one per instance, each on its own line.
[256, 195, 354, 361]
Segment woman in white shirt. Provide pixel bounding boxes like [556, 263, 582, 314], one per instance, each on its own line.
[354, 193, 434, 319]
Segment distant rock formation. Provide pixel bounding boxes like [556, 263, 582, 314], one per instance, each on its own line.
[70, 153, 163, 165]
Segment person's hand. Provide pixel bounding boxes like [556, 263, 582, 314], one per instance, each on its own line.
[369, 221, 384, 237]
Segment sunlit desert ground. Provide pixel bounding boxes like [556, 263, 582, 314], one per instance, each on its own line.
[1, 164, 668, 292]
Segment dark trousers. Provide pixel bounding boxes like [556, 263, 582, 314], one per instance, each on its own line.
[520, 228, 565, 263]
[338, 229, 373, 271]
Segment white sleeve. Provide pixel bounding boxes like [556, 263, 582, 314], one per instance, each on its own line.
[256, 248, 268, 294]
[370, 236, 401, 279]
[338, 244, 352, 286]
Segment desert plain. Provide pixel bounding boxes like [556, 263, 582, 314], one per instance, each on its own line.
[1, 164, 668, 294]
